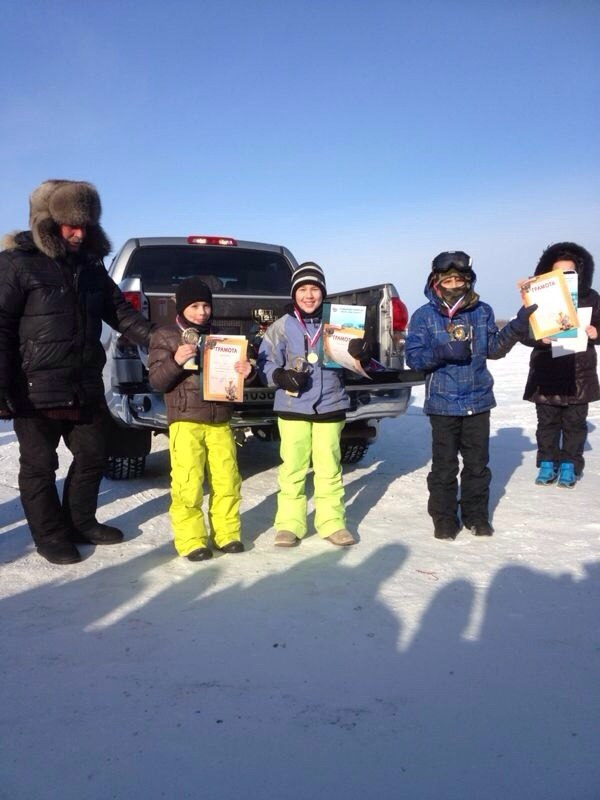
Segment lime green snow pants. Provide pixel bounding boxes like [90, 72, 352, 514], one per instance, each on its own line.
[275, 418, 346, 538]
[168, 421, 242, 556]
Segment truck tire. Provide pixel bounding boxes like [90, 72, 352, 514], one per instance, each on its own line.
[104, 455, 146, 480]
[103, 417, 152, 480]
[340, 439, 369, 464]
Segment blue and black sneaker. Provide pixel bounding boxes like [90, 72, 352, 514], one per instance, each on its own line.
[535, 461, 558, 485]
[556, 461, 576, 488]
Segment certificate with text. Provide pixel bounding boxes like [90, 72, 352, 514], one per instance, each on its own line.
[520, 271, 578, 340]
[202, 336, 247, 402]
[321, 303, 370, 378]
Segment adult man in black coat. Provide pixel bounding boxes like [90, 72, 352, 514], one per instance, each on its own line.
[0, 180, 152, 564]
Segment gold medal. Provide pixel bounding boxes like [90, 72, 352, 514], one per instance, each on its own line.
[307, 352, 319, 364]
[181, 328, 200, 345]
[446, 322, 470, 342]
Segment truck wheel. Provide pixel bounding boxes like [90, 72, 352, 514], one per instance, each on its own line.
[340, 440, 369, 464]
[103, 419, 151, 479]
[104, 455, 146, 480]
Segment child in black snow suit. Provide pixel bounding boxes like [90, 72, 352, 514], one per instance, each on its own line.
[406, 251, 535, 540]
[520, 242, 600, 488]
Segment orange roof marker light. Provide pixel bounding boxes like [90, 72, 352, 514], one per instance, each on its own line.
[187, 235, 238, 246]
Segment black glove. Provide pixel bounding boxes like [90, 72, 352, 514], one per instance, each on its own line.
[434, 340, 471, 363]
[511, 303, 538, 336]
[272, 368, 310, 393]
[347, 338, 371, 363]
[0, 391, 16, 420]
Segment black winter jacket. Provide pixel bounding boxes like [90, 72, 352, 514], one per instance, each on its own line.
[523, 242, 600, 405]
[0, 231, 152, 412]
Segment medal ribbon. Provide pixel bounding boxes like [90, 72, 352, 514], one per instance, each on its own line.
[445, 296, 465, 319]
[293, 308, 323, 350]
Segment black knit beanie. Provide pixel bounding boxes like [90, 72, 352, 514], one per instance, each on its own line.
[176, 277, 213, 315]
[290, 262, 327, 301]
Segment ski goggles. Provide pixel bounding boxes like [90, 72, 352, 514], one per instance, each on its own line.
[431, 251, 473, 274]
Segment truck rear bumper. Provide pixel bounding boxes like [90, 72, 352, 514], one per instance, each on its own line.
[106, 373, 424, 433]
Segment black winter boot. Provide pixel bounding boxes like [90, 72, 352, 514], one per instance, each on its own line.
[72, 523, 124, 545]
[464, 519, 494, 537]
[218, 540, 245, 554]
[37, 540, 82, 565]
[186, 547, 213, 562]
[433, 518, 459, 540]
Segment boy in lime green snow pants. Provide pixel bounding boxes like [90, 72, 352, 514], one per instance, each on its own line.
[148, 277, 251, 562]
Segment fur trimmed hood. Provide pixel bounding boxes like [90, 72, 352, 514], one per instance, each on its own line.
[2, 179, 111, 259]
[534, 241, 595, 297]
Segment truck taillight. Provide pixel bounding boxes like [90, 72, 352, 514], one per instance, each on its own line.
[187, 235, 238, 246]
[123, 290, 142, 311]
[391, 297, 409, 331]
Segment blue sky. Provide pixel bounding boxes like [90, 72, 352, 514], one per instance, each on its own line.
[1, 0, 599, 316]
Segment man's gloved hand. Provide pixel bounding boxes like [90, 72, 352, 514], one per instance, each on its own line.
[272, 368, 310, 393]
[347, 338, 371, 363]
[512, 303, 538, 336]
[0, 391, 16, 420]
[434, 340, 471, 363]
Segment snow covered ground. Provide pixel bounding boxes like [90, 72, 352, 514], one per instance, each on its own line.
[1, 344, 599, 800]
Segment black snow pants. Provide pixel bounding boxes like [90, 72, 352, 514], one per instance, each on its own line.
[13, 406, 109, 547]
[427, 411, 491, 527]
[535, 402, 588, 476]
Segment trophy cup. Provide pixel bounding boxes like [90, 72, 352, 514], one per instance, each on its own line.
[181, 327, 201, 370]
[285, 356, 309, 397]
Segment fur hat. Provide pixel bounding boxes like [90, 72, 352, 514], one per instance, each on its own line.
[28, 179, 111, 259]
[534, 241, 595, 296]
[291, 262, 327, 301]
[176, 277, 213, 316]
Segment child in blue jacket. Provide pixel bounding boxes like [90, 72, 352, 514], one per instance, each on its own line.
[257, 262, 367, 548]
[406, 251, 535, 540]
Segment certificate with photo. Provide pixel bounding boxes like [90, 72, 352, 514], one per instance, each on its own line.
[202, 335, 247, 402]
[552, 270, 578, 339]
[321, 303, 370, 378]
[551, 306, 592, 358]
[520, 271, 579, 340]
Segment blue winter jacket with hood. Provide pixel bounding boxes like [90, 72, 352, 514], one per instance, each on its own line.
[257, 307, 349, 419]
[406, 273, 523, 416]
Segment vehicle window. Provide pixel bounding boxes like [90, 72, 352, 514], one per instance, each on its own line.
[124, 246, 292, 295]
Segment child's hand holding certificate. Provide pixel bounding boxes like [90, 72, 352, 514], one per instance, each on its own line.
[519, 272, 578, 340]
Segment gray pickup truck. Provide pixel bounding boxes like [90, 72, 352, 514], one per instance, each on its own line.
[101, 235, 424, 478]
